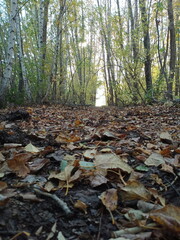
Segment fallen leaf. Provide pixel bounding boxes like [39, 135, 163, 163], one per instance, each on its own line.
[79, 161, 95, 170]
[0, 152, 5, 162]
[74, 200, 88, 213]
[83, 149, 97, 159]
[100, 188, 118, 211]
[89, 174, 108, 187]
[25, 143, 40, 153]
[135, 165, 149, 172]
[28, 158, 50, 172]
[144, 153, 165, 167]
[150, 205, 180, 233]
[120, 180, 151, 202]
[44, 181, 55, 192]
[74, 119, 82, 127]
[160, 132, 173, 144]
[100, 148, 112, 153]
[124, 209, 147, 221]
[150, 174, 164, 186]
[160, 163, 175, 175]
[55, 133, 69, 143]
[0, 181, 8, 191]
[48, 166, 74, 181]
[160, 147, 172, 157]
[148, 188, 166, 206]
[7, 153, 32, 177]
[94, 153, 133, 173]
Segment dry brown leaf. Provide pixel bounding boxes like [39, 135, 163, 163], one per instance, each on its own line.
[89, 174, 108, 187]
[28, 158, 50, 172]
[120, 180, 151, 202]
[44, 181, 55, 192]
[48, 166, 74, 181]
[160, 147, 172, 157]
[150, 205, 180, 233]
[150, 174, 164, 186]
[100, 188, 118, 211]
[68, 135, 81, 142]
[94, 153, 133, 173]
[161, 163, 175, 175]
[74, 200, 88, 213]
[74, 119, 82, 127]
[145, 153, 165, 167]
[55, 133, 69, 143]
[148, 188, 166, 206]
[0, 181, 8, 191]
[7, 153, 32, 177]
[134, 147, 151, 155]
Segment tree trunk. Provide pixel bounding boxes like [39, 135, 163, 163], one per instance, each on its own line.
[139, 0, 153, 97]
[175, 13, 180, 97]
[0, 0, 18, 108]
[167, 0, 176, 100]
[16, 11, 32, 102]
[38, 0, 50, 100]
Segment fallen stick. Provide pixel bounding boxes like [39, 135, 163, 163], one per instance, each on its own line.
[34, 187, 72, 216]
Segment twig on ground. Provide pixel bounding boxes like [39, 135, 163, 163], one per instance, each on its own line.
[34, 187, 72, 215]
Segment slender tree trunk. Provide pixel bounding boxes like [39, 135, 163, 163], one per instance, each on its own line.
[175, 14, 180, 96]
[0, 0, 18, 108]
[16, 11, 32, 102]
[38, 0, 50, 100]
[167, 0, 176, 100]
[139, 0, 153, 97]
[128, 0, 140, 102]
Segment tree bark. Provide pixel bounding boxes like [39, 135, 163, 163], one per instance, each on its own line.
[139, 0, 153, 97]
[38, 0, 50, 99]
[16, 11, 32, 102]
[0, 0, 18, 108]
[167, 0, 176, 100]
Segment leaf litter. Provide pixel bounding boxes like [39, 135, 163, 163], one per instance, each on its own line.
[0, 104, 179, 240]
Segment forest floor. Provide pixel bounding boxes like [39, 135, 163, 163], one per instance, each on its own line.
[0, 104, 179, 240]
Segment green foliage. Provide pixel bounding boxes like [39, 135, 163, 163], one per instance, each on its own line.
[0, 0, 178, 107]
